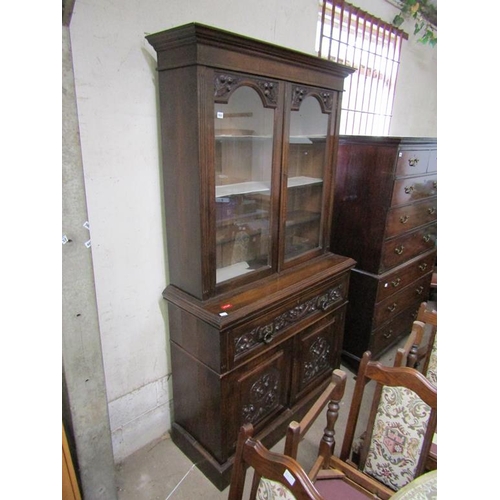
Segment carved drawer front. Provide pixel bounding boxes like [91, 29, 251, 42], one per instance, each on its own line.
[225, 347, 290, 457]
[289, 306, 345, 404]
[385, 198, 437, 238]
[375, 251, 436, 303]
[380, 223, 437, 272]
[391, 174, 437, 207]
[370, 305, 420, 357]
[395, 149, 430, 176]
[228, 273, 349, 369]
[372, 273, 432, 328]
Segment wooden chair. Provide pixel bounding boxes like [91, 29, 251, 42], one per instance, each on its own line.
[229, 423, 373, 500]
[229, 369, 374, 499]
[416, 302, 437, 385]
[394, 315, 437, 471]
[228, 423, 325, 500]
[285, 352, 437, 499]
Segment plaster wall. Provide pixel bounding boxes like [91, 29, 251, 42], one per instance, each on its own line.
[68, 0, 436, 462]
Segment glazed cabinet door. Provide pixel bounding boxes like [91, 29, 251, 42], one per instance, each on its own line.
[282, 85, 337, 266]
[213, 72, 283, 292]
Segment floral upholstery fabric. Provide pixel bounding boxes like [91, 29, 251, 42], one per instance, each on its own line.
[390, 470, 437, 500]
[425, 335, 437, 387]
[362, 385, 431, 491]
[257, 478, 297, 500]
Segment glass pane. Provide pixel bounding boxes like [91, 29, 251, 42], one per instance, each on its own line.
[214, 86, 274, 284]
[285, 95, 328, 260]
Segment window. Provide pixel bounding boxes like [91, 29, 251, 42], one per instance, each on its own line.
[317, 0, 407, 135]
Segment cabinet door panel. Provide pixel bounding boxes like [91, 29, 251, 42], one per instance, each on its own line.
[224, 347, 290, 457]
[290, 306, 345, 403]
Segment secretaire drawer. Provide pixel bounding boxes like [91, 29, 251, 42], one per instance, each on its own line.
[375, 251, 436, 303]
[373, 273, 432, 328]
[391, 174, 437, 207]
[380, 223, 436, 272]
[395, 149, 430, 176]
[385, 197, 437, 238]
[228, 273, 349, 369]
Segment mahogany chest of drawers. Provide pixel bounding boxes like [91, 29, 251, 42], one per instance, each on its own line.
[331, 136, 437, 365]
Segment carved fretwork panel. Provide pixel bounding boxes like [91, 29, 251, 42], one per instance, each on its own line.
[302, 335, 331, 385]
[291, 84, 333, 113]
[214, 71, 279, 108]
[233, 282, 345, 361]
[229, 349, 289, 446]
[241, 370, 281, 424]
[289, 307, 346, 403]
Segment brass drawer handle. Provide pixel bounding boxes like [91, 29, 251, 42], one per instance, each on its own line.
[408, 158, 419, 167]
[391, 278, 401, 288]
[404, 185, 414, 194]
[387, 303, 397, 313]
[383, 330, 393, 339]
[419, 263, 428, 271]
[399, 215, 410, 224]
[427, 207, 436, 215]
[423, 234, 431, 243]
[394, 245, 405, 255]
[416, 286, 424, 295]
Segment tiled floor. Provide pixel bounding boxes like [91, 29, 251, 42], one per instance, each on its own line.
[115, 317, 434, 500]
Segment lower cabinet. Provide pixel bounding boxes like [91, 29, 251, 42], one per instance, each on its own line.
[164, 254, 354, 489]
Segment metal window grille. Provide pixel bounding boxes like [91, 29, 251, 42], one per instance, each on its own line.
[317, 0, 407, 135]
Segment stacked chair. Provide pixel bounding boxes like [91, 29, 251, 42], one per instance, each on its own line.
[228, 348, 437, 499]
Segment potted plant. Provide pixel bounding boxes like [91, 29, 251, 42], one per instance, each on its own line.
[393, 0, 437, 46]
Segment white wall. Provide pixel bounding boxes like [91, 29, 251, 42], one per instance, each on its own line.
[69, 0, 436, 462]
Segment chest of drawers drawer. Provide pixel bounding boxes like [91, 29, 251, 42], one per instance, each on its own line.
[385, 197, 437, 238]
[396, 149, 431, 176]
[380, 223, 436, 272]
[370, 305, 420, 356]
[375, 251, 436, 303]
[373, 273, 432, 328]
[391, 174, 437, 207]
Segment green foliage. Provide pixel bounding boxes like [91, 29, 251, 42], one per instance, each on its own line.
[393, 0, 437, 47]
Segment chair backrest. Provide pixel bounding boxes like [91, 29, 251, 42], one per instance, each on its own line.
[228, 423, 325, 500]
[394, 320, 425, 368]
[416, 302, 437, 385]
[340, 351, 437, 492]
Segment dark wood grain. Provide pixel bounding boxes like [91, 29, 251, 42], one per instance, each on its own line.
[147, 24, 355, 489]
